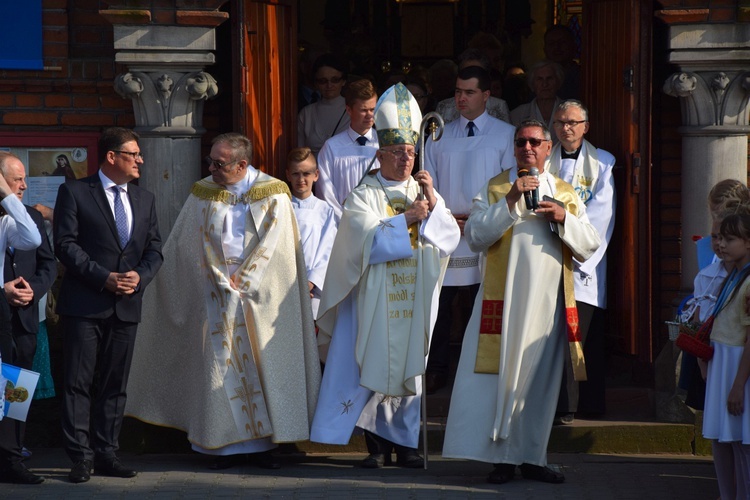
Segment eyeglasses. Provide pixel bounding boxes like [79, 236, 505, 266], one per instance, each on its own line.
[553, 120, 587, 128]
[380, 149, 416, 160]
[204, 156, 239, 169]
[514, 138, 550, 148]
[112, 150, 144, 160]
[315, 76, 343, 86]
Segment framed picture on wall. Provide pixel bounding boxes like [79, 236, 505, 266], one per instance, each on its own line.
[0, 132, 99, 208]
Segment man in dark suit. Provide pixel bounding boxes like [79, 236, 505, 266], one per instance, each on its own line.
[0, 154, 50, 485]
[53, 127, 163, 484]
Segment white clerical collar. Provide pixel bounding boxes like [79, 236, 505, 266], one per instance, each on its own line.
[224, 165, 258, 197]
[458, 110, 490, 134]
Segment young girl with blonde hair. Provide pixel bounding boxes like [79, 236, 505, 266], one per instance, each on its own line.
[700, 207, 750, 499]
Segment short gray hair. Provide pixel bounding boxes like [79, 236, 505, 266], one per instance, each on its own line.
[0, 151, 21, 175]
[212, 133, 253, 163]
[556, 99, 588, 121]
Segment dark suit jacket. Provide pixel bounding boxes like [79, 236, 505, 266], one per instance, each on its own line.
[53, 174, 163, 322]
[3, 206, 57, 334]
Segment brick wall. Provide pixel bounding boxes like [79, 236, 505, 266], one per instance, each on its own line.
[0, 1, 134, 134]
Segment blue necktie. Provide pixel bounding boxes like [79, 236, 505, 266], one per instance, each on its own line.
[467, 121, 475, 137]
[356, 136, 367, 146]
[111, 186, 129, 247]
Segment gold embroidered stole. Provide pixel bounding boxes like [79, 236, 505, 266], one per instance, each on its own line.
[474, 171, 587, 381]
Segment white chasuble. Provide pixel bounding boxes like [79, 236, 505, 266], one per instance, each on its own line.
[310, 173, 459, 448]
[125, 173, 321, 451]
[442, 170, 599, 466]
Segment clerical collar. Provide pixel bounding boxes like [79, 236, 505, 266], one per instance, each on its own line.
[225, 166, 258, 197]
[561, 146, 581, 160]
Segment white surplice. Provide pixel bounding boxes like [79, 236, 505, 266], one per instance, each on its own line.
[310, 172, 460, 448]
[292, 194, 338, 318]
[424, 111, 515, 286]
[548, 140, 616, 308]
[442, 169, 600, 466]
[315, 127, 379, 222]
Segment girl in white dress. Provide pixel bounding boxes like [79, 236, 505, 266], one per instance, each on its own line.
[700, 209, 750, 500]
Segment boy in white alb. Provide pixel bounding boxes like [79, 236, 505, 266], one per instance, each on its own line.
[287, 147, 337, 318]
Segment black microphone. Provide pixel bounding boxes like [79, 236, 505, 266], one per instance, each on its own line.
[529, 167, 539, 210]
[518, 169, 534, 210]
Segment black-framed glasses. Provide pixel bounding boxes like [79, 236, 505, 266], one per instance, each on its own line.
[553, 120, 586, 128]
[204, 156, 239, 169]
[380, 149, 416, 160]
[514, 138, 550, 148]
[112, 150, 144, 160]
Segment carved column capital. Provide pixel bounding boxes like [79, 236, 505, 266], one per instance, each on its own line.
[664, 70, 750, 127]
[114, 70, 218, 133]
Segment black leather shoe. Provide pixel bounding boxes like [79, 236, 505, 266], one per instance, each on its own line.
[396, 450, 424, 469]
[361, 453, 393, 468]
[0, 462, 44, 484]
[248, 451, 280, 470]
[208, 454, 243, 470]
[519, 463, 565, 483]
[94, 457, 137, 478]
[487, 463, 516, 484]
[68, 459, 93, 483]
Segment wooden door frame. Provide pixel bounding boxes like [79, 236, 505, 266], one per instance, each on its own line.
[232, 0, 297, 179]
[582, 0, 653, 370]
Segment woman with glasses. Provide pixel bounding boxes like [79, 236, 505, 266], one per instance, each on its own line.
[297, 53, 351, 157]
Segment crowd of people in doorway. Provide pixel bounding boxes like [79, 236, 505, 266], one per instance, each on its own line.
[0, 24, 745, 497]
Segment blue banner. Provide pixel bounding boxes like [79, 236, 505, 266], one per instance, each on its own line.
[0, 0, 43, 70]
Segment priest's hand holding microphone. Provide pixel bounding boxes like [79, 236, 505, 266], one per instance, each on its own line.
[509, 168, 567, 224]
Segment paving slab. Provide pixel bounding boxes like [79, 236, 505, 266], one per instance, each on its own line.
[0, 448, 718, 500]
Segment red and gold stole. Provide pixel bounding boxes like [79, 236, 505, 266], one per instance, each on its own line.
[474, 170, 587, 381]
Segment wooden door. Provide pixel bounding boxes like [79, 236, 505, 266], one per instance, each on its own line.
[582, 0, 653, 363]
[235, 0, 297, 178]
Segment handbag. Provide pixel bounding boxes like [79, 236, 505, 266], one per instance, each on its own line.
[675, 263, 750, 361]
[675, 315, 714, 361]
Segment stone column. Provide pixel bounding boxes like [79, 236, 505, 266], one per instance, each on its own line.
[101, 5, 227, 236]
[663, 24, 750, 289]
[111, 26, 219, 237]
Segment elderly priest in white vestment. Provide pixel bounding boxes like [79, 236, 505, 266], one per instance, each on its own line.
[125, 133, 321, 471]
[442, 119, 600, 485]
[310, 83, 460, 469]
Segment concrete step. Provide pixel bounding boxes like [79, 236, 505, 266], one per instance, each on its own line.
[27, 387, 710, 457]
[118, 413, 710, 457]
